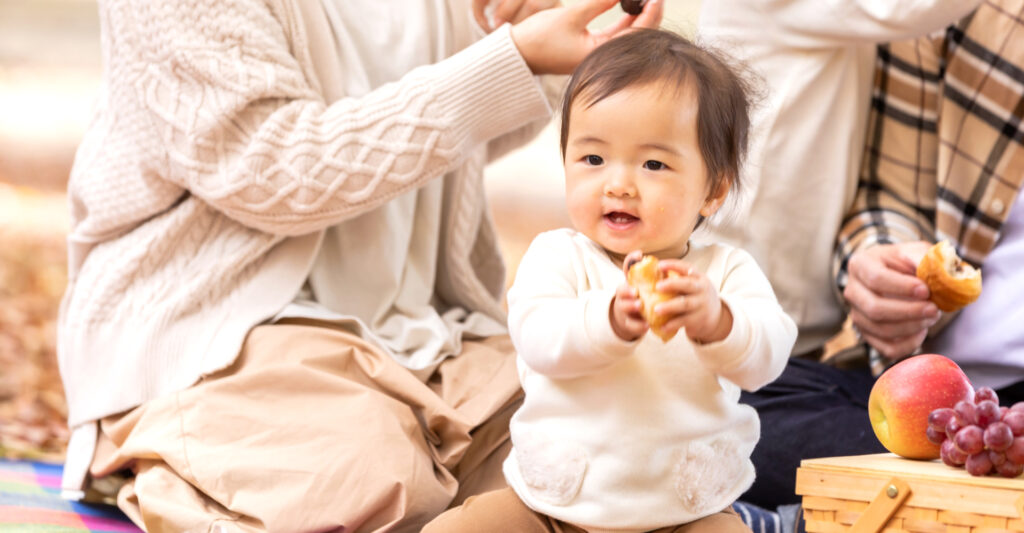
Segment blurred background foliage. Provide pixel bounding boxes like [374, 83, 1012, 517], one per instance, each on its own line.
[0, 0, 97, 461]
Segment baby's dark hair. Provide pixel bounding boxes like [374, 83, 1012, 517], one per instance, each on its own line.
[559, 28, 753, 199]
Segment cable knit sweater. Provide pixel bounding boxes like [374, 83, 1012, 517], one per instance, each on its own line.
[58, 0, 553, 495]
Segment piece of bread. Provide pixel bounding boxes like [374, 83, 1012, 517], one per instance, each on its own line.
[626, 255, 680, 342]
[915, 240, 982, 312]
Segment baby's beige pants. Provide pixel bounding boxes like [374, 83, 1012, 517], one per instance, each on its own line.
[423, 487, 752, 533]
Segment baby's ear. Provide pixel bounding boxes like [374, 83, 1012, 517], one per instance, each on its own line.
[700, 179, 731, 217]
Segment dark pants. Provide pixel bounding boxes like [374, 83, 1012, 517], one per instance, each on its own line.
[738, 358, 884, 508]
[739, 357, 1024, 509]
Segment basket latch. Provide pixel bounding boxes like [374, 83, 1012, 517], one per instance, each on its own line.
[850, 476, 911, 533]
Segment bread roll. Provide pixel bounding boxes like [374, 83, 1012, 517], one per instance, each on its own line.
[626, 255, 680, 342]
[915, 240, 982, 312]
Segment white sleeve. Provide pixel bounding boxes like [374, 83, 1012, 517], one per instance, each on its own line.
[701, 0, 983, 46]
[507, 232, 638, 379]
[692, 248, 797, 391]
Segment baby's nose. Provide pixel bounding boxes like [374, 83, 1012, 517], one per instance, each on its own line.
[603, 173, 637, 198]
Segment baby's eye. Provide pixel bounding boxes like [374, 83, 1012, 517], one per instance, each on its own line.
[643, 160, 666, 171]
[584, 155, 604, 166]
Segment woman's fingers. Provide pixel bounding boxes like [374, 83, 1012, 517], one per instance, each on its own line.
[495, 0, 561, 27]
[567, 0, 620, 25]
[631, 0, 663, 28]
[473, 0, 560, 31]
[472, 0, 495, 31]
[593, 0, 662, 39]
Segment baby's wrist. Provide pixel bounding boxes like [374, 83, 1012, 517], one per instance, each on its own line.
[691, 302, 733, 344]
[609, 297, 641, 342]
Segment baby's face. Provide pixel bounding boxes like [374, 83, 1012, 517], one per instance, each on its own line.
[563, 81, 723, 261]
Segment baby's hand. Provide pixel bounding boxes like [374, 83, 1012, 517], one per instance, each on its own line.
[654, 259, 733, 343]
[610, 283, 648, 341]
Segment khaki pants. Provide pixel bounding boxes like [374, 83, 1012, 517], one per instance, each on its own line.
[90, 322, 523, 533]
[422, 488, 752, 533]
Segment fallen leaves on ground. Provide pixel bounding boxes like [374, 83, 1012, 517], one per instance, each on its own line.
[0, 183, 69, 462]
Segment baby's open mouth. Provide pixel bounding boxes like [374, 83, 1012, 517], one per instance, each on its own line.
[604, 211, 639, 224]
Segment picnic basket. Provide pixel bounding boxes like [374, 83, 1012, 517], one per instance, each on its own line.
[795, 453, 1024, 532]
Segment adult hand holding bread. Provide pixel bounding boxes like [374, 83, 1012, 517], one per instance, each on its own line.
[844, 241, 943, 360]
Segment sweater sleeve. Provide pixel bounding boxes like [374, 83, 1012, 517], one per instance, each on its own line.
[113, 0, 551, 236]
[693, 248, 796, 391]
[507, 232, 638, 379]
[486, 73, 568, 163]
[832, 37, 942, 296]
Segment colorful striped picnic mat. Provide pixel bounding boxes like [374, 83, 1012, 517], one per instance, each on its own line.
[0, 459, 140, 532]
[0, 458, 794, 533]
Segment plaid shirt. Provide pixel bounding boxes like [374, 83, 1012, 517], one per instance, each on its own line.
[832, 0, 1024, 374]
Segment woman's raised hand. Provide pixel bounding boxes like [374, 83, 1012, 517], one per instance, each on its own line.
[473, 0, 562, 32]
[510, 0, 663, 75]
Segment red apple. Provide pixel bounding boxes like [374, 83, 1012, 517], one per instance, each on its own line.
[868, 354, 974, 459]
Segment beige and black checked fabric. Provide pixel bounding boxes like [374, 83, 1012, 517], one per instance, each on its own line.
[830, 0, 1024, 374]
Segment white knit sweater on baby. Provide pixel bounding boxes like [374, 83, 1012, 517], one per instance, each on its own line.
[503, 230, 797, 531]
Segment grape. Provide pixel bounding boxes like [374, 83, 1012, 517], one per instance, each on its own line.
[1012, 402, 1024, 413]
[1003, 411, 1024, 436]
[965, 452, 994, 477]
[954, 425, 985, 455]
[984, 422, 1014, 452]
[1005, 436, 1024, 464]
[976, 400, 1001, 427]
[926, 426, 947, 445]
[941, 438, 968, 467]
[929, 407, 956, 432]
[1001, 406, 1010, 419]
[945, 416, 965, 440]
[996, 459, 1024, 478]
[974, 386, 998, 405]
[955, 400, 979, 425]
[989, 449, 1007, 466]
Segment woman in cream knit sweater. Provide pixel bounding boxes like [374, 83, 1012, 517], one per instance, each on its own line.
[57, 0, 662, 530]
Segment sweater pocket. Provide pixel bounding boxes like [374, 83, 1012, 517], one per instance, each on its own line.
[514, 430, 588, 506]
[671, 436, 748, 515]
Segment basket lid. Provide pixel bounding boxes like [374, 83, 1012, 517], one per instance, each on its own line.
[800, 453, 1024, 489]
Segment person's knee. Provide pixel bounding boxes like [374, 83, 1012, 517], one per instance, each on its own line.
[674, 508, 752, 533]
[702, 512, 752, 533]
[423, 488, 538, 533]
[421, 492, 489, 533]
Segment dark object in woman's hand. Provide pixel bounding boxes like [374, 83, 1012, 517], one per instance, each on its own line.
[620, 0, 647, 15]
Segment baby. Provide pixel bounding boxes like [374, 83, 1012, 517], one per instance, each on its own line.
[423, 28, 797, 533]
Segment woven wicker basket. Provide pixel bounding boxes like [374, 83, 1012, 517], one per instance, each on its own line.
[796, 453, 1024, 533]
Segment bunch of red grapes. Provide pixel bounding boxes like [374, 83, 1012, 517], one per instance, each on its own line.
[928, 386, 1024, 477]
